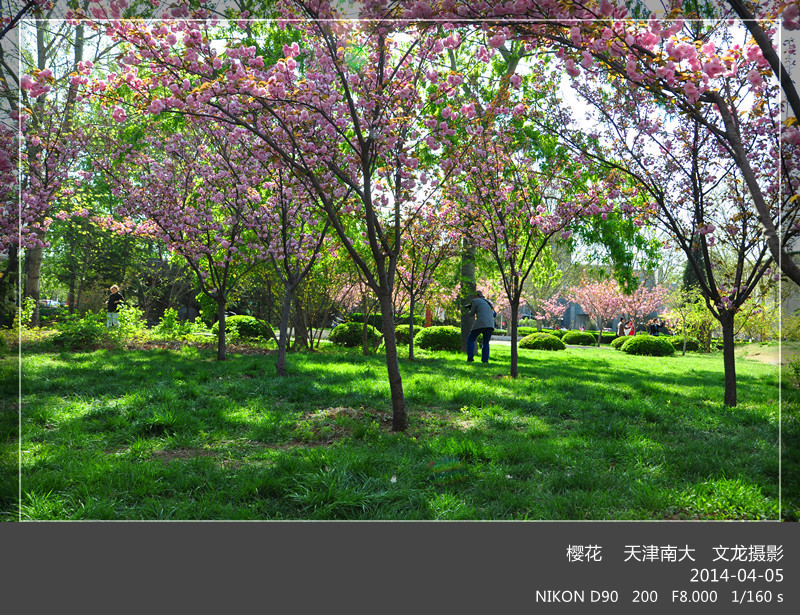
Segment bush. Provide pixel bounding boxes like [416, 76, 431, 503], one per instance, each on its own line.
[586, 331, 617, 344]
[211, 315, 275, 341]
[53, 312, 111, 350]
[788, 358, 800, 389]
[329, 321, 381, 348]
[611, 336, 630, 350]
[519, 332, 566, 351]
[517, 326, 539, 337]
[38, 305, 66, 326]
[395, 314, 420, 326]
[153, 308, 207, 339]
[349, 312, 384, 330]
[114, 303, 148, 340]
[785, 311, 800, 341]
[562, 330, 596, 346]
[415, 325, 461, 352]
[493, 328, 507, 336]
[668, 335, 700, 352]
[543, 328, 565, 339]
[621, 334, 675, 356]
[394, 324, 412, 344]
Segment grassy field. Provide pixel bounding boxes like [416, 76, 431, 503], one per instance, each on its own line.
[2, 336, 798, 520]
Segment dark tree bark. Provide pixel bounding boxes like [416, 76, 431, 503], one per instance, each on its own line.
[216, 297, 226, 361]
[276, 288, 294, 377]
[0, 246, 19, 328]
[458, 238, 476, 353]
[720, 311, 737, 407]
[509, 300, 520, 378]
[408, 293, 416, 361]
[379, 291, 406, 432]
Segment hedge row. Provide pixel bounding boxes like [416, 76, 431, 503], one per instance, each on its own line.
[348, 313, 458, 330]
[668, 336, 700, 352]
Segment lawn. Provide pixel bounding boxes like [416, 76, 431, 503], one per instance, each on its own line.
[2, 337, 798, 520]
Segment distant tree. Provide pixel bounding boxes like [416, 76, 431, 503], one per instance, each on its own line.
[568, 278, 623, 347]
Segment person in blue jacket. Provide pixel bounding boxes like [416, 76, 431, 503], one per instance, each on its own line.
[466, 290, 496, 363]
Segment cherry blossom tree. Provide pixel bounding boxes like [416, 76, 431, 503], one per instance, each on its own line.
[534, 294, 568, 330]
[0, 0, 50, 42]
[395, 200, 460, 359]
[568, 278, 624, 346]
[361, 0, 800, 286]
[82, 12, 463, 429]
[97, 117, 271, 360]
[619, 282, 671, 328]
[557, 68, 780, 406]
[250, 163, 332, 376]
[449, 90, 624, 376]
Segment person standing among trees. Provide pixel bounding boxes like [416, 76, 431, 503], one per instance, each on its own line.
[617, 318, 625, 338]
[466, 290, 496, 364]
[106, 284, 124, 328]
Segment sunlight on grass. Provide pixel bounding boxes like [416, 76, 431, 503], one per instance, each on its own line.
[5, 339, 796, 521]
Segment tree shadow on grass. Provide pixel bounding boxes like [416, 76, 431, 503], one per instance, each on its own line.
[10, 345, 791, 519]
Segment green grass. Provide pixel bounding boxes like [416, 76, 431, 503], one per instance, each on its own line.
[2, 338, 797, 520]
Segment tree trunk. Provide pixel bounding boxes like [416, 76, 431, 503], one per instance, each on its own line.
[408, 294, 415, 361]
[292, 294, 310, 350]
[458, 238, 476, 353]
[720, 312, 737, 407]
[67, 277, 76, 314]
[23, 246, 42, 326]
[276, 287, 294, 377]
[216, 297, 226, 361]
[0, 245, 18, 328]
[379, 292, 407, 432]
[510, 301, 519, 378]
[597, 318, 603, 347]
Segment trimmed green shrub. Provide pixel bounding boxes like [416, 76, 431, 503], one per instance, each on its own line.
[349, 312, 384, 330]
[586, 331, 617, 344]
[543, 328, 565, 338]
[517, 326, 539, 337]
[394, 324, 412, 345]
[395, 314, 420, 326]
[621, 334, 675, 356]
[493, 328, 508, 336]
[668, 336, 700, 352]
[611, 335, 630, 350]
[329, 321, 381, 348]
[212, 315, 275, 341]
[415, 325, 461, 351]
[519, 332, 566, 351]
[562, 330, 596, 346]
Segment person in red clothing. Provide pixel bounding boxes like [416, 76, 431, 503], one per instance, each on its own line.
[626, 320, 635, 336]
